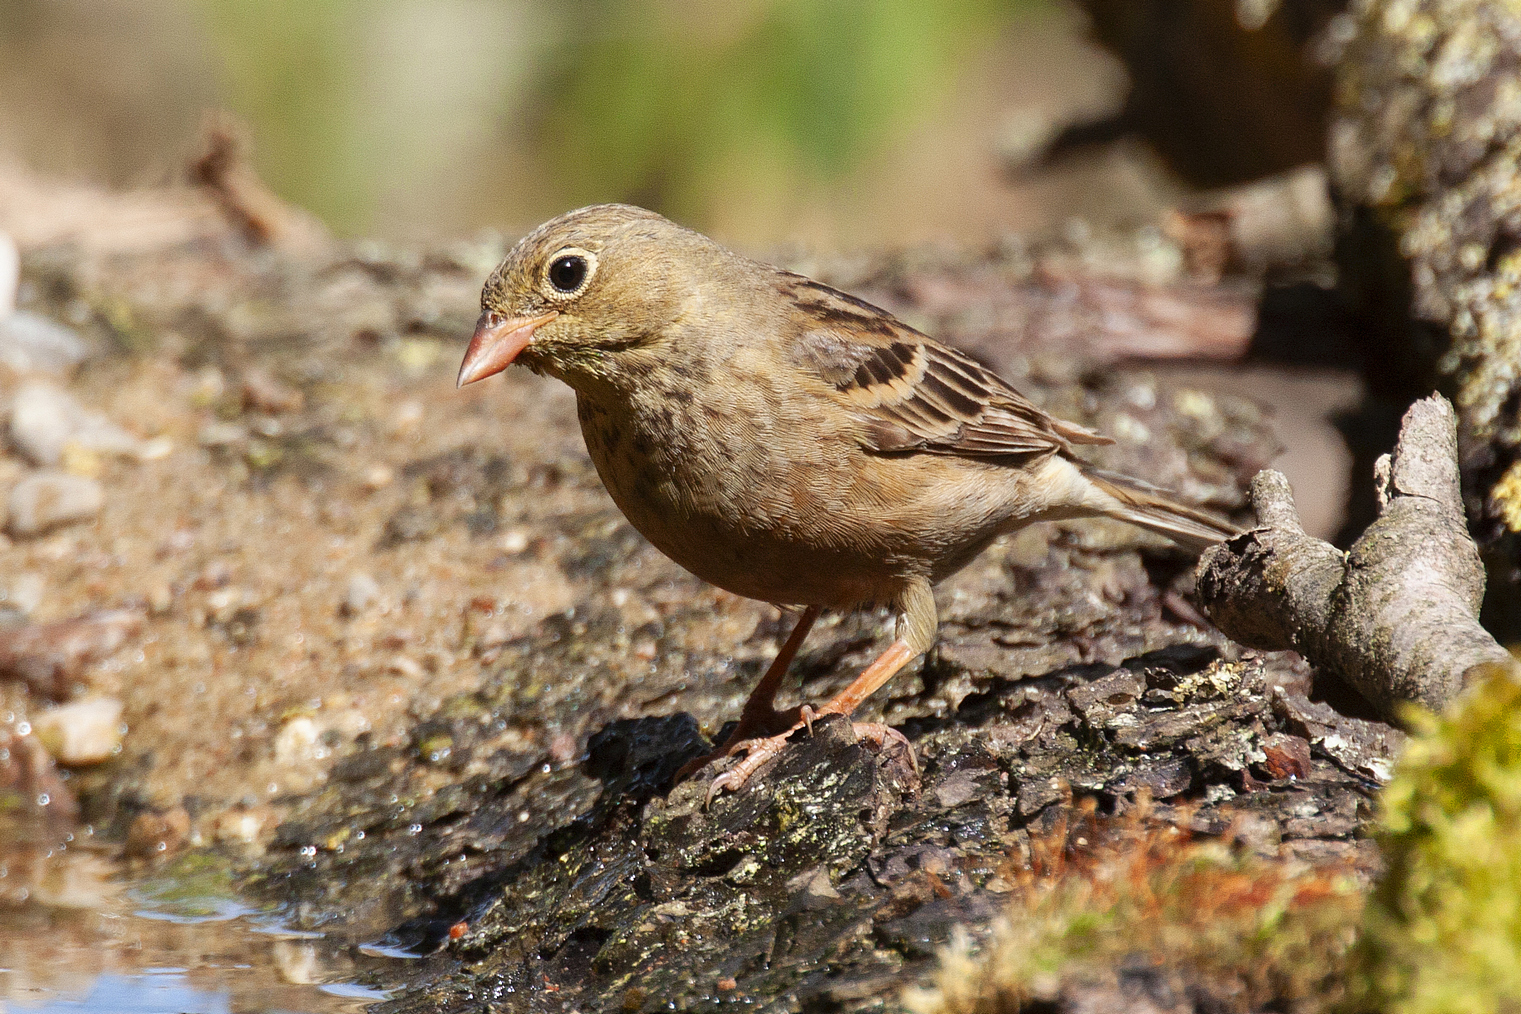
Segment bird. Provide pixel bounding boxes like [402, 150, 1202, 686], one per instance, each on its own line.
[458, 204, 1236, 802]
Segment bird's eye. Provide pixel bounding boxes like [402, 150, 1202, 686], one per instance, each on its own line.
[548, 255, 588, 293]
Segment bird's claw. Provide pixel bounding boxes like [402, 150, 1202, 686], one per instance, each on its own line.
[703, 729, 798, 807]
[699, 715, 917, 806]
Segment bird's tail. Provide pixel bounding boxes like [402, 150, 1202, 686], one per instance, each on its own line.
[1082, 467, 1238, 553]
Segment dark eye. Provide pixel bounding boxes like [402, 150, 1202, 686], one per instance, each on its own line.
[548, 255, 588, 293]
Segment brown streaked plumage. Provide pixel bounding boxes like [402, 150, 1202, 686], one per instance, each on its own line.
[459, 204, 1236, 801]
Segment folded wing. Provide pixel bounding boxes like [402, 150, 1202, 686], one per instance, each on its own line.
[783, 277, 1112, 460]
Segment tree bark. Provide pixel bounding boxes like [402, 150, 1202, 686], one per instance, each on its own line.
[1329, 0, 1521, 628]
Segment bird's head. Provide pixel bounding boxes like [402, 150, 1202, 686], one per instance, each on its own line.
[458, 203, 701, 389]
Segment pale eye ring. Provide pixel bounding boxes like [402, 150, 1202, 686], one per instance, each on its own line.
[545, 248, 595, 296]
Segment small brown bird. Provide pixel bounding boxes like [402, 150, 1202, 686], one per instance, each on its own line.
[459, 204, 1234, 800]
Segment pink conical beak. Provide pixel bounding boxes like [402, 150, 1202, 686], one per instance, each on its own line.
[457, 310, 560, 387]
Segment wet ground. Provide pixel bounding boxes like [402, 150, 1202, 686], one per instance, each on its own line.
[1, 832, 401, 1012]
[0, 163, 1394, 1011]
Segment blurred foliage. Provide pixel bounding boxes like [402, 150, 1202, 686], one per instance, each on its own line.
[191, 0, 367, 229]
[531, 0, 1010, 221]
[1343, 659, 1521, 1014]
[188, 0, 1022, 234]
[0, 0, 215, 186]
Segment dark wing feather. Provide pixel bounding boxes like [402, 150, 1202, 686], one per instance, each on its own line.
[783, 275, 1112, 459]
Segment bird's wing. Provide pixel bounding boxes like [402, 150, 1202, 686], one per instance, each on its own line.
[782, 275, 1112, 459]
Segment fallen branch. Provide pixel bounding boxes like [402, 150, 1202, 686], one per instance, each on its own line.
[1198, 395, 1510, 716]
[190, 112, 329, 255]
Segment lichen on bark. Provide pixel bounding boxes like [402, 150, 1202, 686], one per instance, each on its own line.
[1328, 0, 1521, 621]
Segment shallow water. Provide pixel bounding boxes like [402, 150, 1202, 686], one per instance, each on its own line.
[0, 831, 410, 1014]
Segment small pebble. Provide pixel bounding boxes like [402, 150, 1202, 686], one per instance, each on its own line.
[0, 313, 91, 376]
[7, 470, 105, 537]
[343, 571, 381, 615]
[0, 236, 85, 377]
[3, 572, 45, 615]
[0, 609, 143, 698]
[137, 435, 174, 460]
[241, 366, 305, 414]
[197, 421, 248, 447]
[390, 400, 424, 434]
[388, 655, 424, 679]
[146, 581, 174, 615]
[31, 697, 125, 765]
[362, 463, 394, 490]
[273, 716, 321, 767]
[0, 230, 15, 316]
[205, 586, 241, 612]
[125, 806, 191, 858]
[249, 415, 283, 438]
[212, 806, 270, 845]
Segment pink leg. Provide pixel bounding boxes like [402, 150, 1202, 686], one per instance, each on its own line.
[672, 606, 820, 785]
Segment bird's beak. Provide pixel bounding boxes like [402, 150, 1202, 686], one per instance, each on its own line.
[457, 310, 560, 387]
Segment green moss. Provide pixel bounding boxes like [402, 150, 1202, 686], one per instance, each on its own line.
[1343, 659, 1521, 1014]
[907, 813, 1363, 1012]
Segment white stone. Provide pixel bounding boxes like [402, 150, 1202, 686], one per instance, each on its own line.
[3, 572, 45, 615]
[0, 232, 89, 376]
[362, 463, 394, 490]
[31, 698, 125, 766]
[7, 470, 105, 536]
[212, 808, 268, 845]
[273, 716, 321, 767]
[197, 421, 248, 447]
[137, 435, 174, 460]
[343, 571, 381, 614]
[0, 231, 15, 317]
[0, 313, 91, 376]
[8, 382, 140, 466]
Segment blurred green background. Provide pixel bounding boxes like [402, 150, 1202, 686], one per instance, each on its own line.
[0, 0, 1180, 247]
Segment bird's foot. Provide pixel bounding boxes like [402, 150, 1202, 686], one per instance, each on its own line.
[700, 715, 915, 806]
[702, 728, 800, 807]
[672, 704, 802, 786]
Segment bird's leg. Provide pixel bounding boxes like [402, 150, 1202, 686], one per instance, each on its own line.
[808, 639, 916, 718]
[730, 605, 822, 738]
[704, 640, 918, 805]
[672, 605, 820, 784]
[703, 581, 936, 803]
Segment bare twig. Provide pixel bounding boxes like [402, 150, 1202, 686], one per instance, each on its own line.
[1198, 395, 1510, 716]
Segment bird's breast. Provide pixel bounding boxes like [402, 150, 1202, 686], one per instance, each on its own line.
[573, 383, 905, 606]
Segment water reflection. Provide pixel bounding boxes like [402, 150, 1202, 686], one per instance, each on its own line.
[0, 836, 406, 1014]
